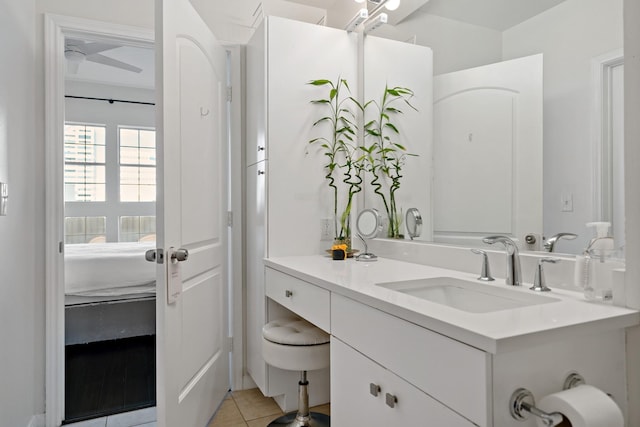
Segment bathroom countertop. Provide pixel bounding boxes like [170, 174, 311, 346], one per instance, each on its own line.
[264, 255, 639, 354]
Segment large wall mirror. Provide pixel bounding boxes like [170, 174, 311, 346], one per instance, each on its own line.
[363, 0, 624, 256]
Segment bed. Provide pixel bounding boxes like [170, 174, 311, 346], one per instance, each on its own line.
[64, 241, 157, 304]
[64, 242, 157, 344]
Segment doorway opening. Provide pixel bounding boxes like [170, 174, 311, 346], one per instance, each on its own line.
[44, 14, 157, 426]
[63, 35, 156, 424]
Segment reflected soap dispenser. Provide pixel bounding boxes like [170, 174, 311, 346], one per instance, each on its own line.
[574, 222, 618, 302]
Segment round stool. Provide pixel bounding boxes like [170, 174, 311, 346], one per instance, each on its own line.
[262, 318, 331, 427]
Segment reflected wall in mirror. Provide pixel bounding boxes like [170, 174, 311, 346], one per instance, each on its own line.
[366, 0, 624, 256]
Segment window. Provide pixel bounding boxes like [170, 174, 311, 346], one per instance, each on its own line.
[119, 216, 156, 242]
[64, 123, 156, 243]
[65, 216, 106, 244]
[64, 125, 106, 202]
[119, 128, 156, 202]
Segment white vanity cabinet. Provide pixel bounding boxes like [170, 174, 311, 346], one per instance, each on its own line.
[331, 293, 490, 426]
[264, 258, 635, 426]
[245, 16, 356, 404]
[331, 338, 476, 427]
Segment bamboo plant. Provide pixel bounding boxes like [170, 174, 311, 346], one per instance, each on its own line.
[307, 77, 363, 246]
[363, 85, 417, 239]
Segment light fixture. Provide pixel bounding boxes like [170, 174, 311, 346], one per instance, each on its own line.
[384, 0, 400, 11]
[353, 0, 401, 12]
[364, 12, 387, 34]
[345, 8, 369, 33]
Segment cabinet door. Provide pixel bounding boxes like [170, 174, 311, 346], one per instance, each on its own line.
[246, 161, 268, 391]
[246, 20, 267, 166]
[331, 338, 476, 427]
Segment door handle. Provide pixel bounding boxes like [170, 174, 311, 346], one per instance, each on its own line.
[171, 248, 189, 263]
[145, 249, 164, 263]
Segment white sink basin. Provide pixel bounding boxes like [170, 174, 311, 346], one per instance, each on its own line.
[377, 277, 560, 313]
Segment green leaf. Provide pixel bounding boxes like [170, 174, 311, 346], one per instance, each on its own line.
[384, 123, 400, 133]
[330, 88, 337, 100]
[394, 143, 407, 150]
[308, 79, 332, 86]
[312, 117, 332, 126]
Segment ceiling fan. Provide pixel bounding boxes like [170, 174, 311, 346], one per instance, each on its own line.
[64, 38, 143, 74]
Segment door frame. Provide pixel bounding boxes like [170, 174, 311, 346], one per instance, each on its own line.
[43, 14, 154, 427]
[591, 49, 624, 227]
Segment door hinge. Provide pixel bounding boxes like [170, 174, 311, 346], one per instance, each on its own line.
[227, 211, 233, 227]
[226, 86, 232, 102]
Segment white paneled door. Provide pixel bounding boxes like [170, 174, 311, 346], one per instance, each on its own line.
[433, 54, 543, 245]
[156, 0, 229, 426]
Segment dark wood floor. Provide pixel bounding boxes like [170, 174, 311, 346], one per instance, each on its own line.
[64, 335, 156, 424]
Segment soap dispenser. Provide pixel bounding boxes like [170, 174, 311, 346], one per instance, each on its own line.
[574, 222, 618, 302]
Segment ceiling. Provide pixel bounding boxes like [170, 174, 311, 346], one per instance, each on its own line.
[66, 0, 567, 88]
[65, 42, 155, 89]
[417, 0, 566, 31]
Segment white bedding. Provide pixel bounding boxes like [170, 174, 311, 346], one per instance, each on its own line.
[64, 242, 156, 296]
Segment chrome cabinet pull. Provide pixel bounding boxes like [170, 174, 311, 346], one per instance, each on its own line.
[258, 170, 265, 175]
[369, 383, 381, 397]
[258, 146, 265, 151]
[285, 290, 293, 298]
[385, 393, 398, 408]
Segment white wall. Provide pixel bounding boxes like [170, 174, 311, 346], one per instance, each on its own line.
[394, 12, 503, 75]
[0, 0, 39, 426]
[503, 0, 623, 254]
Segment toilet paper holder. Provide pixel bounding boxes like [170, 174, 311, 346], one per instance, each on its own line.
[509, 373, 586, 426]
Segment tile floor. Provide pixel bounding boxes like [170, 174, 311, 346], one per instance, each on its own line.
[65, 406, 156, 427]
[65, 389, 330, 427]
[208, 388, 330, 427]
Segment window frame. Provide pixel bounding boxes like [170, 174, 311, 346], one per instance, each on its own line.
[64, 121, 156, 243]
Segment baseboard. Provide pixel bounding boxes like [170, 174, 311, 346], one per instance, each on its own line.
[28, 414, 45, 427]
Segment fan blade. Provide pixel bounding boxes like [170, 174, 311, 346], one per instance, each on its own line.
[87, 54, 143, 73]
[81, 42, 122, 55]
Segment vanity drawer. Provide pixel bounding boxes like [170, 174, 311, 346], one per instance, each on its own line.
[265, 267, 330, 332]
[331, 293, 491, 427]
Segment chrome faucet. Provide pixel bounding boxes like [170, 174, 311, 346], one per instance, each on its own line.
[482, 235, 522, 286]
[544, 232, 578, 252]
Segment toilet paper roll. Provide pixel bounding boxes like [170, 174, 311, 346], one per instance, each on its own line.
[536, 385, 623, 427]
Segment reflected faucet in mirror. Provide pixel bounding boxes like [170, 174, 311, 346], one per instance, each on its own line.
[543, 233, 578, 253]
[482, 235, 522, 287]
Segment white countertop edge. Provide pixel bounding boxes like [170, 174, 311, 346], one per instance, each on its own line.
[264, 255, 640, 354]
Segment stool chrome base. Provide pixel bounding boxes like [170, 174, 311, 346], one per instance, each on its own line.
[267, 411, 330, 427]
[267, 371, 330, 427]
